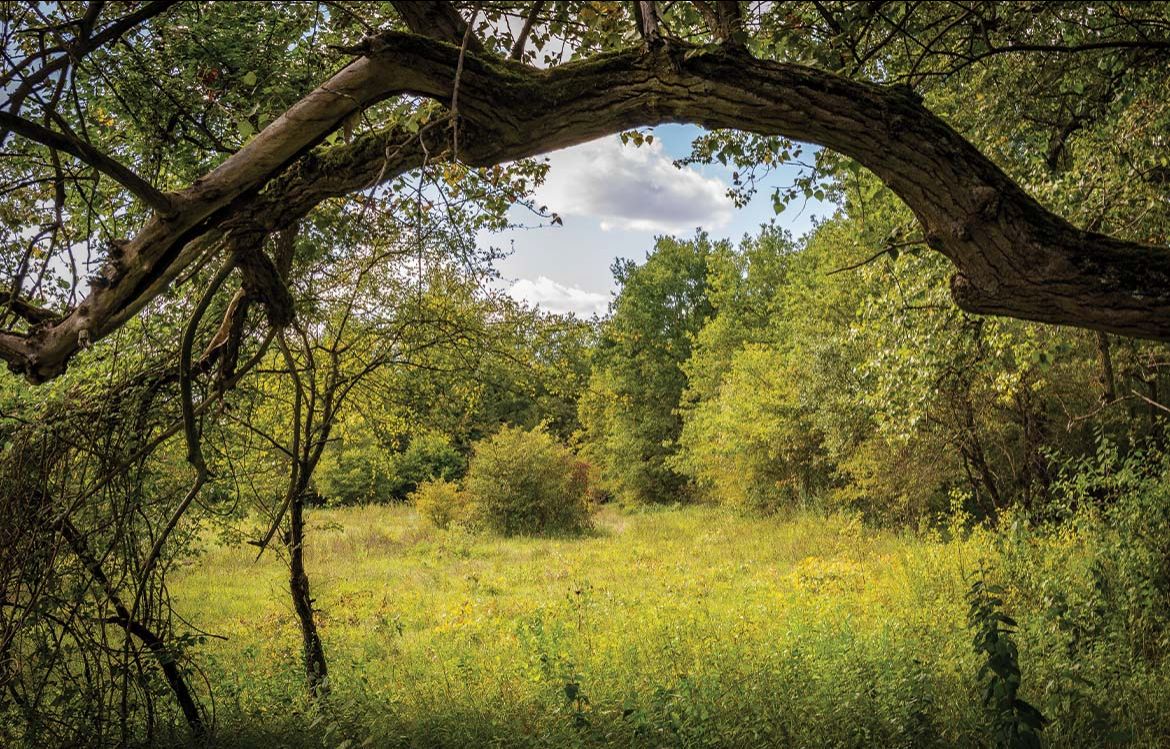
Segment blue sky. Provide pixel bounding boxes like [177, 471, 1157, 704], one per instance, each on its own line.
[482, 124, 834, 317]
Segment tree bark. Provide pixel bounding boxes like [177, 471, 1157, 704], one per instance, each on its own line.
[1095, 332, 1117, 403]
[286, 493, 329, 698]
[4, 31, 1169, 382]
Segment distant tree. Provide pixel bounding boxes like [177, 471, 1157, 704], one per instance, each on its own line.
[672, 172, 1157, 523]
[673, 228, 831, 514]
[580, 234, 719, 504]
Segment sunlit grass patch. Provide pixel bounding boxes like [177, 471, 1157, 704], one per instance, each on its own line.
[170, 503, 1166, 747]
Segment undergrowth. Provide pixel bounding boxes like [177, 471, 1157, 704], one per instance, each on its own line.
[167, 464, 1170, 749]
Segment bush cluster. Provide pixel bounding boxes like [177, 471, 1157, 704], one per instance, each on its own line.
[411, 478, 469, 530]
[317, 431, 464, 505]
[412, 425, 593, 535]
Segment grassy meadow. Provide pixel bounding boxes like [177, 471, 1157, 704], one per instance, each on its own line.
[170, 504, 1170, 748]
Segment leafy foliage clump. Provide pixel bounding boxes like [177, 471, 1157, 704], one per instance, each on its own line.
[410, 478, 471, 530]
[463, 425, 592, 535]
[967, 574, 1048, 748]
[579, 235, 718, 505]
[316, 431, 465, 506]
[315, 437, 397, 506]
[1048, 440, 1170, 659]
[390, 432, 466, 500]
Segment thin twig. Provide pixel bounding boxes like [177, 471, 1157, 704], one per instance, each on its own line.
[450, 5, 480, 162]
[825, 239, 923, 276]
[251, 331, 304, 556]
[510, 1, 545, 60]
[1132, 388, 1170, 416]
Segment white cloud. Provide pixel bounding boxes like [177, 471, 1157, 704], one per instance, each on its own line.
[534, 136, 734, 233]
[509, 276, 609, 317]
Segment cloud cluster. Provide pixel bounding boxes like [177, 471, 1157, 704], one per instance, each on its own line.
[508, 276, 609, 317]
[535, 136, 734, 233]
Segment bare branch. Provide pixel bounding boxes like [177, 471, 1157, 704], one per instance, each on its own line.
[0, 1, 177, 128]
[78, 2, 107, 38]
[180, 260, 235, 471]
[451, 6, 481, 162]
[634, 1, 664, 47]
[56, 517, 204, 736]
[1132, 389, 1170, 417]
[696, 1, 744, 45]
[826, 240, 924, 276]
[229, 229, 292, 327]
[251, 331, 304, 556]
[0, 292, 59, 325]
[691, 0, 720, 34]
[510, 1, 545, 60]
[0, 111, 174, 213]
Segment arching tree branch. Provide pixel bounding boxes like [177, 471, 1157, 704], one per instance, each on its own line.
[2, 30, 1168, 383]
[634, 1, 664, 47]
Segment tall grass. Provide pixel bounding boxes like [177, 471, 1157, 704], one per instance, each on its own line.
[170, 503, 1170, 747]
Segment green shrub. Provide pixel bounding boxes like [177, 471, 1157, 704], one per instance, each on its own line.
[1054, 440, 1170, 659]
[316, 437, 396, 505]
[316, 430, 465, 506]
[411, 478, 471, 530]
[464, 425, 592, 535]
[388, 431, 466, 501]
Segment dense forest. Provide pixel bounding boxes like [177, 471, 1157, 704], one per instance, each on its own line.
[2, 2, 1170, 747]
